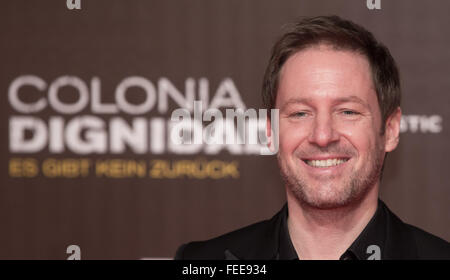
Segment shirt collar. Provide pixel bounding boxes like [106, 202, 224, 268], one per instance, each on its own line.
[278, 199, 387, 260]
[278, 204, 298, 260]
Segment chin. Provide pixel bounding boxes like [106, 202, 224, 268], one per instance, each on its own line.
[299, 193, 353, 209]
[302, 196, 353, 210]
[290, 181, 362, 210]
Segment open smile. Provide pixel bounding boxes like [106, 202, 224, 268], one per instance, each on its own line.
[303, 158, 349, 168]
[299, 156, 352, 175]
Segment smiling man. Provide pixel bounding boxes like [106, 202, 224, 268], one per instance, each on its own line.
[175, 15, 450, 260]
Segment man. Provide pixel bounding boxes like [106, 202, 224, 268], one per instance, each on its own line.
[175, 15, 450, 260]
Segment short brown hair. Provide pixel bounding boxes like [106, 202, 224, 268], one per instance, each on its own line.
[262, 15, 401, 133]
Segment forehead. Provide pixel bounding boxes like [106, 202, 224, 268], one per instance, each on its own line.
[276, 46, 377, 107]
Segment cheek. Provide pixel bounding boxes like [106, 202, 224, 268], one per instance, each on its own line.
[278, 120, 310, 155]
[338, 124, 377, 156]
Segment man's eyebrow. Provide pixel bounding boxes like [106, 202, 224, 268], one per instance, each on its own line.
[333, 96, 369, 107]
[279, 95, 369, 111]
[279, 98, 313, 111]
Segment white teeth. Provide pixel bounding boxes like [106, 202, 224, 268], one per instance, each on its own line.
[306, 158, 348, 168]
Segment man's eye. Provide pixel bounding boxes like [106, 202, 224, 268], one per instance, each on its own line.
[292, 112, 308, 117]
[342, 110, 359, 115]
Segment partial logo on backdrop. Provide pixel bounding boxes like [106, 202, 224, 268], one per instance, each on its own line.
[400, 115, 442, 133]
[8, 75, 277, 180]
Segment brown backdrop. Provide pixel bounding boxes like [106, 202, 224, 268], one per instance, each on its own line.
[0, 0, 449, 259]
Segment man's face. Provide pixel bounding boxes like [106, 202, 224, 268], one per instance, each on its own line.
[275, 46, 396, 209]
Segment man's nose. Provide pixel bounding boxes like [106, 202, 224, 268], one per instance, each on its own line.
[307, 113, 340, 147]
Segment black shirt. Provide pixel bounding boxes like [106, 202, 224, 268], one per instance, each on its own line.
[176, 199, 450, 260]
[277, 199, 444, 260]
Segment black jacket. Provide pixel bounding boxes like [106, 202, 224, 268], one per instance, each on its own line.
[175, 200, 450, 260]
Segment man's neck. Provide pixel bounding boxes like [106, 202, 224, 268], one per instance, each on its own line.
[286, 186, 379, 260]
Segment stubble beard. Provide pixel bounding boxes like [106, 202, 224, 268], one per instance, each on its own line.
[278, 143, 385, 210]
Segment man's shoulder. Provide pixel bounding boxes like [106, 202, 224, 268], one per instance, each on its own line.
[382, 202, 450, 259]
[403, 222, 450, 259]
[175, 206, 286, 260]
[175, 201, 450, 260]
[175, 220, 269, 260]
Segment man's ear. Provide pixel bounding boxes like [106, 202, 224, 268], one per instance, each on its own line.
[262, 109, 279, 155]
[266, 115, 272, 148]
[384, 107, 402, 152]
